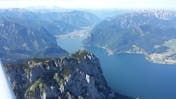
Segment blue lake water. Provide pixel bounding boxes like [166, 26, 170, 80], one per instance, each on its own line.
[57, 38, 84, 53]
[57, 38, 176, 99]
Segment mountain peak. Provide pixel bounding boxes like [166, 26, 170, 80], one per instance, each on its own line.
[5, 51, 132, 99]
[136, 9, 176, 20]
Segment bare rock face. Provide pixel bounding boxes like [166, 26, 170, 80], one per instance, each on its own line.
[5, 50, 132, 99]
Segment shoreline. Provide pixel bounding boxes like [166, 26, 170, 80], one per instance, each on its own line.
[97, 45, 176, 65]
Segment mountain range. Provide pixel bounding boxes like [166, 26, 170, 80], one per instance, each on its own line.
[0, 9, 101, 63]
[0, 8, 133, 99]
[0, 9, 100, 35]
[85, 10, 176, 64]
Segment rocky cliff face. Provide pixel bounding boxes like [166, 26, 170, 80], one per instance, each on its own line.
[5, 50, 132, 99]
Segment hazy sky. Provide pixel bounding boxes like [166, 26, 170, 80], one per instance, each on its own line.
[0, 0, 175, 9]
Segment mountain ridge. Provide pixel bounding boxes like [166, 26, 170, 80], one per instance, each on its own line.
[0, 20, 67, 63]
[85, 10, 176, 64]
[4, 50, 132, 99]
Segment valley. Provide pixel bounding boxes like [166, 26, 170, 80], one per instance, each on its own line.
[0, 8, 133, 99]
[55, 26, 91, 39]
[1, 8, 176, 99]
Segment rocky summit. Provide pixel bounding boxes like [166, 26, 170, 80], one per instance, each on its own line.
[4, 50, 132, 99]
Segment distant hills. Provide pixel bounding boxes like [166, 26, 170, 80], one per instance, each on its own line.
[0, 9, 100, 35]
[85, 10, 176, 64]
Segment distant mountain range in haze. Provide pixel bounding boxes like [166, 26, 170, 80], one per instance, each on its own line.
[0, 9, 100, 35]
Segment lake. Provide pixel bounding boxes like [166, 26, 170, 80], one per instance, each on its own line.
[57, 37, 176, 99]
